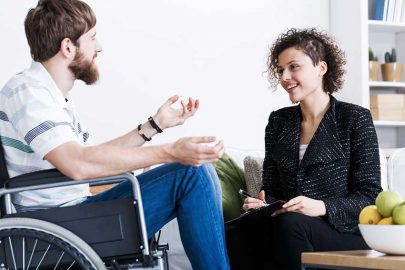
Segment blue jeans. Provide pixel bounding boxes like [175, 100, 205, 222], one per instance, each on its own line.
[82, 163, 230, 270]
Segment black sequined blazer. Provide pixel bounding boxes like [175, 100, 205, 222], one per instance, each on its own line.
[262, 95, 382, 233]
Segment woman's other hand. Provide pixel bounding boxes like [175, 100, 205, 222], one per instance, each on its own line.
[273, 196, 326, 217]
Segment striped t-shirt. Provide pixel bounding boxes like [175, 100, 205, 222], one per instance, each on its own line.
[0, 61, 91, 209]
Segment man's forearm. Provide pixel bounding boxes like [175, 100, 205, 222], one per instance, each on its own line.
[45, 136, 223, 181]
[103, 120, 159, 147]
[79, 144, 171, 178]
[45, 142, 173, 180]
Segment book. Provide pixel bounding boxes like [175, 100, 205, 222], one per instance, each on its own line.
[394, 0, 404, 22]
[374, 0, 386, 20]
[383, 0, 389, 20]
[387, 0, 396, 21]
[225, 200, 286, 226]
[399, 0, 405, 22]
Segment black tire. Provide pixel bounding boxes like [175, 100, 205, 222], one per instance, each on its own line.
[0, 217, 106, 270]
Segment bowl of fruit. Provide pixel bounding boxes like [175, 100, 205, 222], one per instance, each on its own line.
[359, 190, 405, 255]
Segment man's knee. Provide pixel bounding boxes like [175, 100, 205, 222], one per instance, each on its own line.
[186, 163, 217, 185]
[187, 164, 222, 204]
[170, 163, 215, 188]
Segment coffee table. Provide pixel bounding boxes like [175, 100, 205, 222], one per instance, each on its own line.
[301, 250, 405, 270]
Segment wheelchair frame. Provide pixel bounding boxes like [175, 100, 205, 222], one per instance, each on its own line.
[0, 162, 168, 269]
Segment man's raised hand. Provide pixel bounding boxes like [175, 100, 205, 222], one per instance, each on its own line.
[154, 95, 199, 130]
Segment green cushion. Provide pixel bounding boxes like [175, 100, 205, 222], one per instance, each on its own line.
[213, 153, 246, 222]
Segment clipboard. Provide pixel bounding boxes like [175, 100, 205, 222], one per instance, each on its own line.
[225, 200, 286, 226]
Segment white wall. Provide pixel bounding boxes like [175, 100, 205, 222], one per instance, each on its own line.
[0, 0, 329, 150]
[330, 0, 369, 108]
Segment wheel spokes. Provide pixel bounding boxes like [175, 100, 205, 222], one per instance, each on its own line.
[27, 239, 38, 270]
[22, 237, 25, 270]
[66, 260, 76, 270]
[0, 227, 99, 270]
[53, 251, 65, 270]
[34, 244, 50, 270]
[8, 237, 17, 270]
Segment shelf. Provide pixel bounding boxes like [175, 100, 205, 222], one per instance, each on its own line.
[368, 20, 405, 33]
[369, 81, 405, 88]
[374, 120, 405, 127]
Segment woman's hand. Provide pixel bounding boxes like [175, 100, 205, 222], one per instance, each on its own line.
[273, 196, 326, 217]
[154, 95, 199, 130]
[242, 191, 266, 211]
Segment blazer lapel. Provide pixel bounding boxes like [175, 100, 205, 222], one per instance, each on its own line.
[301, 96, 346, 167]
[272, 107, 301, 172]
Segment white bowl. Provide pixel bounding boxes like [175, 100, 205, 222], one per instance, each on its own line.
[359, 224, 405, 255]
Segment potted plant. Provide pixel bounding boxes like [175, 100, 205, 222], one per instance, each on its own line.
[381, 48, 404, 82]
[369, 47, 379, 81]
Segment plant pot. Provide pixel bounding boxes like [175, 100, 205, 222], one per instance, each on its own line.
[381, 62, 404, 82]
[369, 61, 380, 81]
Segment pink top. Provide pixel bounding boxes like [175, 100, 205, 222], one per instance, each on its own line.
[299, 144, 308, 162]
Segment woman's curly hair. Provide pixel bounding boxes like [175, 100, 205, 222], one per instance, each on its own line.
[266, 28, 346, 94]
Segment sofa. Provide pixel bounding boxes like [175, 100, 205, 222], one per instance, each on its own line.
[159, 147, 396, 270]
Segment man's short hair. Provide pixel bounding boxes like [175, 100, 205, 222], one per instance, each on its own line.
[25, 0, 97, 62]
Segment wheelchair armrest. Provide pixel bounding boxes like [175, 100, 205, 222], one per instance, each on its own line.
[5, 169, 72, 188]
[1, 169, 137, 198]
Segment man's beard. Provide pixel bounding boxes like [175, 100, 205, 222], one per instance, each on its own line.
[69, 50, 99, 85]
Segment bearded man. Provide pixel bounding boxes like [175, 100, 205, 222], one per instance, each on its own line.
[0, 1, 230, 269]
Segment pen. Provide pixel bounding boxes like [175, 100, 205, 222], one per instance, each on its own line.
[239, 189, 253, 198]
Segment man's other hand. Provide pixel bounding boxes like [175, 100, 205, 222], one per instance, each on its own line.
[154, 95, 199, 130]
[166, 136, 224, 166]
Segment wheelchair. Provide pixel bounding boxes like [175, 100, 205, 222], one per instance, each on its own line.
[0, 142, 169, 269]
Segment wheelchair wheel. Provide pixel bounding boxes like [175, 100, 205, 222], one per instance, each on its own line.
[0, 217, 106, 270]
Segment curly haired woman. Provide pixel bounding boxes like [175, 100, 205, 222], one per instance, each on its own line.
[226, 28, 382, 270]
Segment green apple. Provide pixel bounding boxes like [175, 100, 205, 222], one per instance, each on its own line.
[393, 202, 405, 224]
[375, 190, 403, 217]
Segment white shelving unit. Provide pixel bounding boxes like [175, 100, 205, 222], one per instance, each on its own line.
[374, 120, 405, 127]
[331, 0, 405, 148]
[369, 81, 405, 88]
[370, 81, 405, 128]
[368, 13, 405, 147]
[368, 20, 405, 33]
